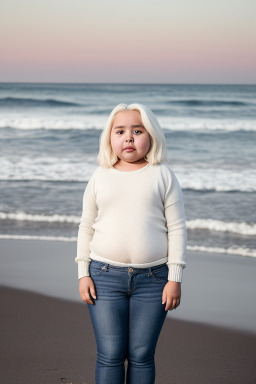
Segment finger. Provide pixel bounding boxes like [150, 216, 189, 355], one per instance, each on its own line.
[162, 290, 166, 305]
[79, 289, 87, 301]
[165, 298, 173, 311]
[79, 291, 86, 301]
[80, 294, 90, 303]
[175, 299, 180, 308]
[169, 299, 176, 311]
[80, 292, 88, 303]
[90, 286, 97, 300]
[84, 290, 94, 304]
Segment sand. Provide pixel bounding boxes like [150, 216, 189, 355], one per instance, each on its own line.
[0, 285, 256, 384]
[1, 239, 256, 333]
[1, 239, 256, 383]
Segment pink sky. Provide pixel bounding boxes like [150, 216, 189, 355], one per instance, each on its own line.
[1, 0, 255, 83]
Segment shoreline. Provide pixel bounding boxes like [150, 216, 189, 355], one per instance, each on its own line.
[1, 239, 256, 334]
[1, 285, 256, 384]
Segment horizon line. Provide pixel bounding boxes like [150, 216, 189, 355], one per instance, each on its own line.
[0, 81, 255, 86]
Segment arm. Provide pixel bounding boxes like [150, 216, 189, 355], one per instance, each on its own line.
[75, 173, 98, 279]
[75, 172, 98, 303]
[162, 169, 187, 311]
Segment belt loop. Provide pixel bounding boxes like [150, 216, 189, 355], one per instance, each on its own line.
[106, 263, 109, 272]
[148, 267, 152, 277]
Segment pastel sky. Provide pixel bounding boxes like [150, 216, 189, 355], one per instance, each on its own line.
[1, 0, 255, 83]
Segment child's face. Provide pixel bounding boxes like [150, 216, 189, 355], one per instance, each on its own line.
[110, 110, 151, 165]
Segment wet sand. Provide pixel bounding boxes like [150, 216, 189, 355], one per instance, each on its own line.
[1, 239, 256, 334]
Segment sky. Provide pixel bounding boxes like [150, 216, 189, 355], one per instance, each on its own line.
[0, 0, 256, 84]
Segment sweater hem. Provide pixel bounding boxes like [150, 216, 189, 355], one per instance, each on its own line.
[90, 254, 168, 268]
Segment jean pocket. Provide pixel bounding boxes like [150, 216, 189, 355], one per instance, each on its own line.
[152, 265, 168, 283]
[89, 262, 105, 276]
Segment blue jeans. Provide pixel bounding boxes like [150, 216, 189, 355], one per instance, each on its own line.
[88, 259, 169, 384]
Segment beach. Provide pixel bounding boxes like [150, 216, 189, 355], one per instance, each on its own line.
[1, 284, 256, 384]
[1, 239, 256, 334]
[1, 239, 256, 383]
[1, 83, 256, 383]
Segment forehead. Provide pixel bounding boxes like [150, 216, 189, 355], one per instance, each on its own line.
[112, 110, 142, 125]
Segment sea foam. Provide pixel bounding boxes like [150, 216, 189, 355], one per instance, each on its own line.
[1, 116, 256, 132]
[0, 158, 255, 192]
[187, 219, 256, 235]
[1, 211, 255, 236]
[0, 234, 255, 258]
[187, 245, 256, 258]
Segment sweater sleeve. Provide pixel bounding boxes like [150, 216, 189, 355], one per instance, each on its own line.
[75, 171, 98, 280]
[164, 167, 187, 283]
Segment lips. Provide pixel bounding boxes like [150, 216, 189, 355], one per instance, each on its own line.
[124, 146, 135, 150]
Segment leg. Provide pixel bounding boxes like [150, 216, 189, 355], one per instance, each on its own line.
[127, 266, 168, 384]
[88, 261, 129, 384]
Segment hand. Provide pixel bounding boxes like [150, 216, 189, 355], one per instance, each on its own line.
[79, 276, 97, 304]
[162, 281, 181, 311]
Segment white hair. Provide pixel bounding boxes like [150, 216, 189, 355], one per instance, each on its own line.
[97, 103, 168, 168]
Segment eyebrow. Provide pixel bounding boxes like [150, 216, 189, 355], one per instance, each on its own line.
[113, 124, 145, 129]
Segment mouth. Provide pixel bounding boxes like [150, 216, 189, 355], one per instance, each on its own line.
[124, 147, 135, 151]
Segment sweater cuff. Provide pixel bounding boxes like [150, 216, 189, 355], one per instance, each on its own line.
[168, 264, 183, 283]
[77, 260, 91, 280]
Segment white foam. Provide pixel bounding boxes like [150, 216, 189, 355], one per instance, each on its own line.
[159, 117, 256, 132]
[0, 234, 77, 242]
[0, 212, 80, 224]
[0, 157, 255, 191]
[187, 245, 256, 258]
[187, 219, 256, 236]
[1, 116, 256, 132]
[1, 212, 256, 237]
[0, 157, 98, 182]
[0, 234, 255, 259]
[176, 167, 256, 192]
[0, 116, 106, 130]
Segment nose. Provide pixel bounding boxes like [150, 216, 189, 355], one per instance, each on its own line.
[125, 135, 134, 143]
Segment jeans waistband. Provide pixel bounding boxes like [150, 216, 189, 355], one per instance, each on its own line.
[90, 259, 167, 274]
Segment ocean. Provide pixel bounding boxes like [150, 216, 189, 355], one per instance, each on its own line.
[0, 82, 255, 260]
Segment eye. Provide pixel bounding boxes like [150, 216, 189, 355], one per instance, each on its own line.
[115, 129, 143, 135]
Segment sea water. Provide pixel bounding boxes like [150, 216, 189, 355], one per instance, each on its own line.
[0, 83, 255, 260]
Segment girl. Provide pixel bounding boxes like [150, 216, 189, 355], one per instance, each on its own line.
[75, 103, 187, 384]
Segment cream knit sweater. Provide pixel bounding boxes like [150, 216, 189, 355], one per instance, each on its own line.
[75, 162, 187, 282]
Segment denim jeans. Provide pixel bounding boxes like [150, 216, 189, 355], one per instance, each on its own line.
[88, 259, 169, 384]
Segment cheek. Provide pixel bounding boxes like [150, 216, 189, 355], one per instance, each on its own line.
[110, 134, 116, 146]
[141, 136, 151, 151]
[110, 136, 121, 151]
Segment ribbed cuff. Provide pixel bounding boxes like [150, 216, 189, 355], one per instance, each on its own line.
[168, 264, 183, 283]
[78, 261, 91, 280]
